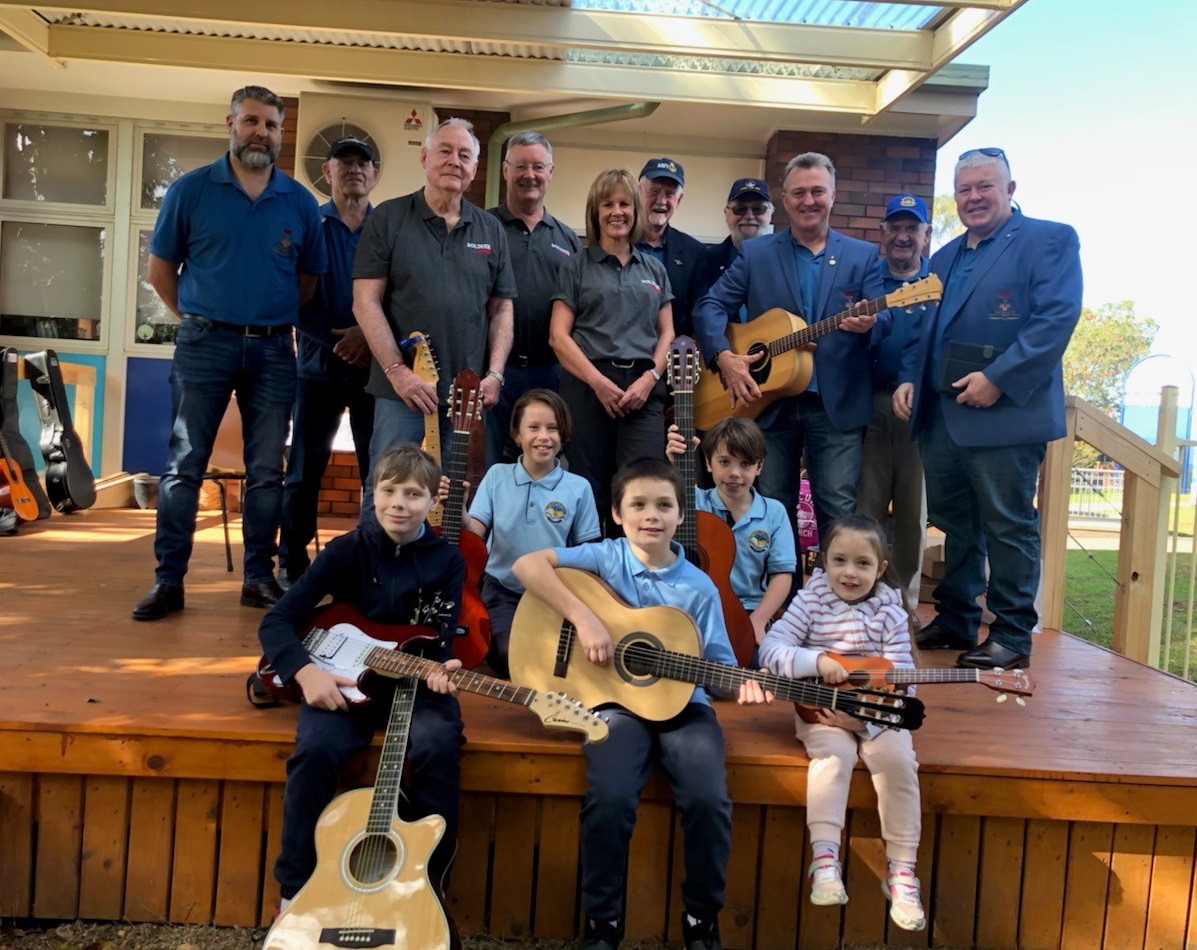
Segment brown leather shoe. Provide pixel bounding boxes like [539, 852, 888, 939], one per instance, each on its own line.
[240, 578, 285, 609]
[132, 583, 184, 621]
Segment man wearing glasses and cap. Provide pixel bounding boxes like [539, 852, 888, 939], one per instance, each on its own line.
[703, 177, 774, 289]
[636, 157, 709, 338]
[277, 136, 380, 587]
[894, 148, 1082, 671]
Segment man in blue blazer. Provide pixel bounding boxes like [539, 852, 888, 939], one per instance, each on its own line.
[693, 152, 886, 548]
[894, 147, 1082, 670]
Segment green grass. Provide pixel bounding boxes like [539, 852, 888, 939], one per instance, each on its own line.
[1065, 493, 1196, 536]
[1063, 548, 1197, 681]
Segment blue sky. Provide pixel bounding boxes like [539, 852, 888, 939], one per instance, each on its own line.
[935, 0, 1195, 359]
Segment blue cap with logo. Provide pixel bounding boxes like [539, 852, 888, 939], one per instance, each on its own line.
[727, 178, 770, 203]
[884, 194, 929, 223]
[639, 157, 684, 187]
[327, 136, 376, 162]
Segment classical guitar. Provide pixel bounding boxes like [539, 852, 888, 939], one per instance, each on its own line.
[508, 568, 924, 730]
[252, 602, 608, 742]
[264, 680, 453, 950]
[0, 429, 39, 520]
[24, 349, 96, 512]
[668, 337, 756, 667]
[795, 651, 1035, 723]
[693, 275, 943, 430]
[403, 331, 443, 526]
[436, 369, 492, 669]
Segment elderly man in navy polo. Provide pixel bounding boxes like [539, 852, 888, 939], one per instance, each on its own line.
[133, 85, 326, 621]
[895, 148, 1082, 669]
[856, 194, 933, 613]
[702, 177, 774, 289]
[277, 136, 379, 588]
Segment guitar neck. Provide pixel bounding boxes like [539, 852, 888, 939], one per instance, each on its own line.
[366, 649, 537, 708]
[771, 294, 887, 356]
[672, 390, 700, 562]
[881, 668, 982, 686]
[367, 680, 418, 832]
[439, 427, 471, 544]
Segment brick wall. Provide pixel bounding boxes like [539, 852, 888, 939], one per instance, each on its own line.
[764, 131, 937, 241]
[433, 107, 512, 209]
[278, 95, 300, 178]
[316, 450, 363, 516]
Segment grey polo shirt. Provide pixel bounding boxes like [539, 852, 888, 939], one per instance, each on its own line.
[487, 205, 581, 366]
[354, 189, 518, 404]
[551, 244, 673, 362]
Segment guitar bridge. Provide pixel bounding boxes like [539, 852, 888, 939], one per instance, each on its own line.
[318, 927, 396, 948]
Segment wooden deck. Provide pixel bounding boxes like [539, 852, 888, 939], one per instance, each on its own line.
[2, 510, 1196, 950]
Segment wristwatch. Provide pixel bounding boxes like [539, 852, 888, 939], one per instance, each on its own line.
[649, 367, 662, 382]
[485, 370, 505, 386]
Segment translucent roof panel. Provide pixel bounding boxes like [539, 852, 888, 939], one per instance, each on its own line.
[570, 0, 942, 31]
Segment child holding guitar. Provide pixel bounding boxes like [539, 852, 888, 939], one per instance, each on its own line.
[757, 513, 925, 932]
[258, 444, 466, 913]
[513, 457, 767, 950]
[466, 388, 601, 677]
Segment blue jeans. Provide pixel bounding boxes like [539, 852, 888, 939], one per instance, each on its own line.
[274, 686, 463, 899]
[580, 704, 731, 922]
[362, 397, 455, 516]
[154, 317, 295, 586]
[278, 378, 374, 575]
[918, 397, 1044, 654]
[485, 362, 561, 468]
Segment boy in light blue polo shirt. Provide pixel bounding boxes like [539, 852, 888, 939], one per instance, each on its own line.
[467, 389, 600, 676]
[668, 417, 797, 647]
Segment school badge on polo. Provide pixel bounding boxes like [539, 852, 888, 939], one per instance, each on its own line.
[545, 501, 567, 524]
[748, 529, 770, 553]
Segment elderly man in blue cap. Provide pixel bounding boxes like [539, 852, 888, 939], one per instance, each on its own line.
[703, 177, 774, 289]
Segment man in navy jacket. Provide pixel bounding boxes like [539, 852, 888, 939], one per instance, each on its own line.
[895, 147, 1082, 670]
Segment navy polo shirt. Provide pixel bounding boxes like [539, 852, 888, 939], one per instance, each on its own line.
[150, 155, 325, 326]
[552, 244, 673, 361]
[487, 205, 581, 366]
[932, 234, 997, 387]
[790, 237, 824, 392]
[297, 201, 372, 381]
[871, 257, 932, 388]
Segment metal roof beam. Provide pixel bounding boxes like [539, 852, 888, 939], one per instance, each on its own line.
[0, 8, 63, 64]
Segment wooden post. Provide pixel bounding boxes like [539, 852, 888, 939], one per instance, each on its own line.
[1040, 407, 1077, 632]
[1149, 387, 1179, 669]
[1113, 472, 1162, 663]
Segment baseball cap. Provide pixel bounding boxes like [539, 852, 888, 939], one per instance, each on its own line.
[327, 136, 376, 162]
[639, 157, 684, 187]
[727, 178, 770, 203]
[884, 194, 929, 223]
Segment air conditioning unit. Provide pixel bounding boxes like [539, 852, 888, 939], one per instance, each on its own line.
[295, 92, 433, 202]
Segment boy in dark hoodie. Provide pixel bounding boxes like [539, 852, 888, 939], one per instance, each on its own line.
[259, 443, 466, 909]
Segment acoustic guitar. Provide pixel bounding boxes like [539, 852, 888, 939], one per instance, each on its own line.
[668, 337, 756, 667]
[0, 429, 39, 521]
[264, 679, 453, 950]
[795, 651, 1035, 723]
[692, 275, 943, 430]
[508, 568, 924, 730]
[25, 349, 96, 512]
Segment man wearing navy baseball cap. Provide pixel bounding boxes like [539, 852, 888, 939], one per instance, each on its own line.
[636, 157, 708, 338]
[856, 193, 932, 615]
[703, 177, 774, 288]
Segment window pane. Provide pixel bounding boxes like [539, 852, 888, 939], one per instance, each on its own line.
[134, 229, 180, 344]
[141, 133, 225, 210]
[3, 123, 109, 205]
[0, 221, 104, 340]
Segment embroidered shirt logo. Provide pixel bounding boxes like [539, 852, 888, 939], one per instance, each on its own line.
[274, 228, 296, 258]
[550, 243, 573, 257]
[544, 501, 568, 524]
[991, 291, 1019, 320]
[466, 242, 493, 255]
[641, 279, 663, 295]
[748, 529, 770, 553]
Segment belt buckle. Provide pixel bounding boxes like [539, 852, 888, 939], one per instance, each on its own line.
[611, 359, 635, 369]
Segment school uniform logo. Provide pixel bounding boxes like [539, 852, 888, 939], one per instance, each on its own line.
[990, 291, 1019, 320]
[466, 242, 493, 255]
[748, 529, 770, 553]
[544, 500, 568, 523]
[274, 228, 296, 258]
[641, 278, 663, 295]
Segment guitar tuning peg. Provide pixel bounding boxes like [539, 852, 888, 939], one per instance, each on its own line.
[1015, 696, 1026, 707]
[996, 692, 1009, 704]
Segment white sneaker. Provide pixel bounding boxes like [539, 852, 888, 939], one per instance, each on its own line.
[881, 870, 926, 931]
[808, 855, 848, 906]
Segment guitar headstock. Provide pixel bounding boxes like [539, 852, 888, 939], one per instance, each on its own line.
[884, 274, 943, 310]
[667, 336, 702, 395]
[978, 668, 1035, 698]
[835, 687, 926, 731]
[525, 691, 610, 743]
[450, 369, 484, 434]
[403, 331, 440, 388]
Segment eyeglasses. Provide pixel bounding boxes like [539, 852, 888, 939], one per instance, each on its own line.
[506, 162, 551, 174]
[959, 147, 1009, 169]
[728, 205, 771, 217]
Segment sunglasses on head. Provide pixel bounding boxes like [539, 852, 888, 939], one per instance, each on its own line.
[959, 147, 1010, 169]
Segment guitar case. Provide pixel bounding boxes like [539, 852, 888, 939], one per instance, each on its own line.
[0, 347, 52, 521]
[24, 349, 96, 513]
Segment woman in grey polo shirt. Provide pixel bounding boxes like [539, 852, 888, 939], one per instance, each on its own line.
[549, 168, 676, 535]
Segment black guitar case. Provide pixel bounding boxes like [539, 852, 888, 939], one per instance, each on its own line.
[24, 349, 96, 513]
[0, 347, 52, 521]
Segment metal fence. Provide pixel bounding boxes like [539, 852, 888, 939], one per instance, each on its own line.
[1069, 466, 1123, 520]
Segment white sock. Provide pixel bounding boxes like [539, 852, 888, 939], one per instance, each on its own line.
[812, 840, 840, 862]
[887, 858, 917, 878]
[279, 896, 292, 912]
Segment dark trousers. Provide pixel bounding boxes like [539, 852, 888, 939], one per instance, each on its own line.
[580, 703, 731, 922]
[274, 686, 463, 899]
[480, 573, 522, 679]
[278, 377, 374, 575]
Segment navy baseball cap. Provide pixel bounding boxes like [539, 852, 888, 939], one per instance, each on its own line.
[327, 136, 376, 162]
[639, 157, 684, 187]
[884, 194, 929, 223]
[727, 178, 770, 203]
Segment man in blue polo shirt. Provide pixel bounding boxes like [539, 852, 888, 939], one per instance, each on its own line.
[277, 136, 379, 588]
[133, 85, 326, 622]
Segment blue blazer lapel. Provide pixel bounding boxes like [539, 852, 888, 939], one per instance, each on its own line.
[815, 231, 843, 319]
[771, 232, 805, 317]
[942, 216, 1023, 330]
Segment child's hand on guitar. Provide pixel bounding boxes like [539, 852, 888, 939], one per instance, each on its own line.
[426, 659, 462, 695]
[575, 612, 615, 666]
[294, 663, 357, 712]
[737, 676, 774, 706]
[816, 653, 849, 683]
[811, 707, 867, 733]
[664, 424, 699, 461]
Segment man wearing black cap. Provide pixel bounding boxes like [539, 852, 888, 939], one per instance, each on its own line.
[703, 177, 774, 289]
[856, 194, 932, 613]
[637, 157, 709, 339]
[277, 137, 380, 586]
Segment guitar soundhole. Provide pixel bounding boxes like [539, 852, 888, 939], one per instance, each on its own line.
[616, 635, 665, 685]
[746, 342, 770, 384]
[347, 833, 401, 886]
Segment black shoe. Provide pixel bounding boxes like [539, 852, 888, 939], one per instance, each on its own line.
[681, 914, 723, 950]
[132, 583, 184, 621]
[578, 917, 622, 950]
[915, 620, 974, 651]
[957, 639, 1030, 670]
[277, 567, 304, 592]
[240, 578, 286, 609]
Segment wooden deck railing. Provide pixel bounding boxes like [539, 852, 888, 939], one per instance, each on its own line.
[1040, 391, 1182, 664]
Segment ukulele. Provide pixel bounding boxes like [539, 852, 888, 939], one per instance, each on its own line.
[0, 429, 39, 521]
[795, 651, 1035, 723]
[668, 337, 757, 667]
[24, 349, 96, 512]
[403, 332, 443, 527]
[264, 679, 453, 950]
[508, 568, 924, 730]
[693, 275, 943, 430]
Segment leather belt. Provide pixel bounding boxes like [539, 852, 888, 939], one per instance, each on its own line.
[189, 315, 293, 338]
